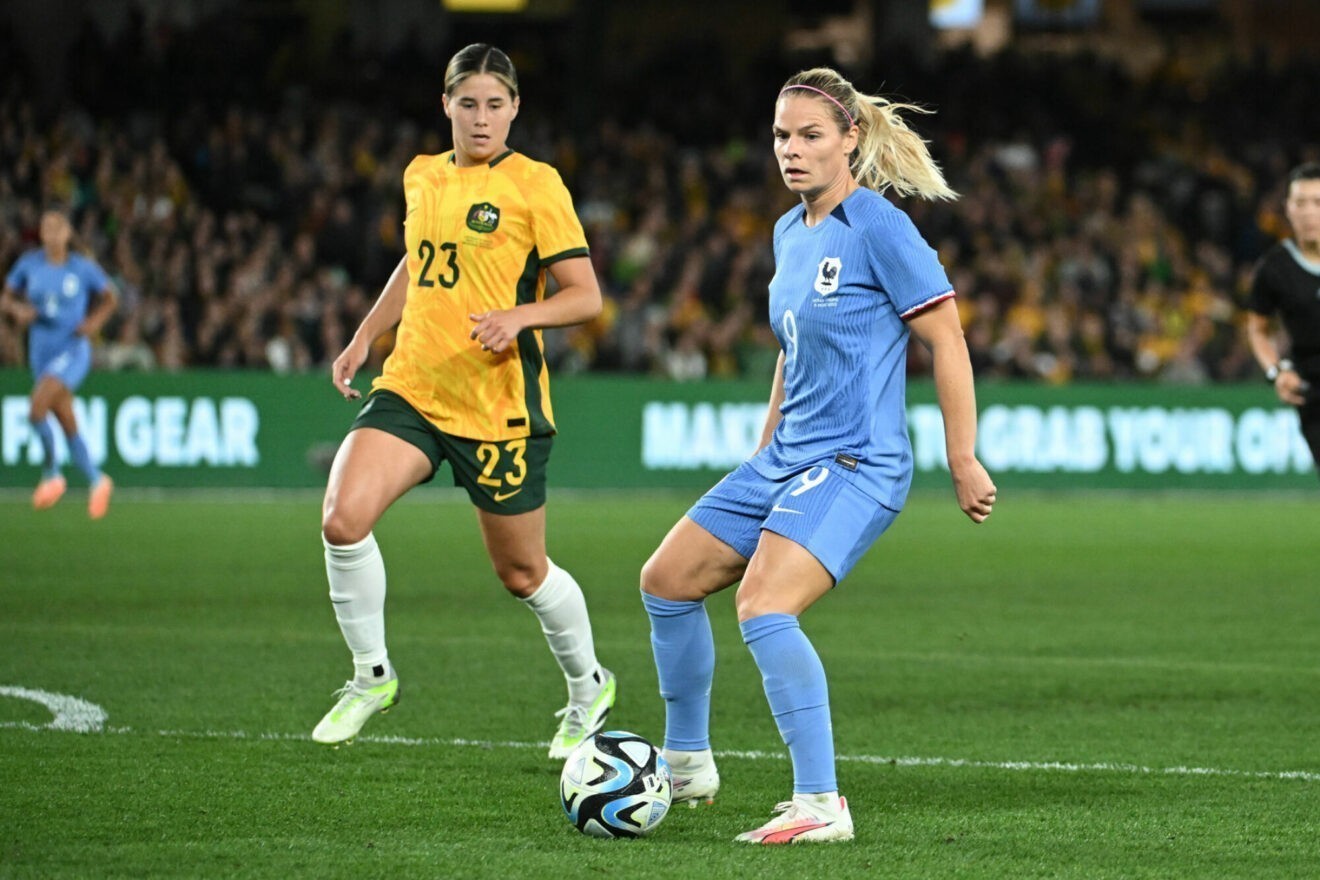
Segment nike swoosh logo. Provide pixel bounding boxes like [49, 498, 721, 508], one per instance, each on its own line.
[331, 599, 352, 604]
[771, 505, 803, 515]
[493, 488, 523, 502]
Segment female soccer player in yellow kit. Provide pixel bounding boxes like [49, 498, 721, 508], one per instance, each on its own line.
[312, 44, 615, 756]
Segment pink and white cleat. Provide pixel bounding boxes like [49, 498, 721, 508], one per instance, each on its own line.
[88, 475, 114, 520]
[735, 792, 854, 845]
[32, 474, 67, 510]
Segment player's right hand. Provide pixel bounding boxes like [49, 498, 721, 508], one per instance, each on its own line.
[1276, 371, 1307, 406]
[2, 300, 37, 327]
[331, 342, 368, 401]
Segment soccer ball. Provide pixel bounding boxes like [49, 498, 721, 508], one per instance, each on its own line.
[559, 730, 672, 838]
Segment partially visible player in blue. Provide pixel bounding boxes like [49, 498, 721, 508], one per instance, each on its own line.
[640, 67, 997, 845]
[0, 206, 118, 518]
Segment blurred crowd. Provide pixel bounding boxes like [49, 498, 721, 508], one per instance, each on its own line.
[1, 13, 1317, 385]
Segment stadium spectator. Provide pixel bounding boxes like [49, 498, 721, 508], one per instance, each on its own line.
[311, 45, 617, 760]
[1, 12, 1317, 386]
[639, 67, 995, 845]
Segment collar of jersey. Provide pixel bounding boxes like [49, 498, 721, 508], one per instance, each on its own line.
[1283, 238, 1320, 277]
[447, 149, 515, 168]
[798, 188, 860, 231]
[1283, 239, 1320, 276]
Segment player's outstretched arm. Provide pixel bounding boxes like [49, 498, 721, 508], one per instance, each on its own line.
[908, 298, 996, 523]
[333, 255, 409, 400]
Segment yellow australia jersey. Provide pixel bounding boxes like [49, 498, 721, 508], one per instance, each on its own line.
[373, 149, 589, 441]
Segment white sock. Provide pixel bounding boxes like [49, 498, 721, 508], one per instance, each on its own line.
[662, 748, 714, 771]
[520, 558, 600, 703]
[324, 532, 391, 684]
[796, 791, 842, 812]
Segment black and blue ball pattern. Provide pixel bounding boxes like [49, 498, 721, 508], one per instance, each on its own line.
[559, 730, 672, 838]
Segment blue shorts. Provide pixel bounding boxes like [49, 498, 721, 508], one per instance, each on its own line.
[687, 458, 900, 584]
[31, 337, 92, 392]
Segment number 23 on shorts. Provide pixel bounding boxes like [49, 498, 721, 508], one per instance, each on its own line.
[476, 439, 527, 502]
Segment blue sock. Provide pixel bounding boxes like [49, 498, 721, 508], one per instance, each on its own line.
[68, 434, 100, 484]
[33, 419, 59, 478]
[642, 593, 715, 751]
[741, 613, 836, 794]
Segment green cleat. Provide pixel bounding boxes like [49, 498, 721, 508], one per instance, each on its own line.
[548, 668, 616, 759]
[312, 676, 400, 745]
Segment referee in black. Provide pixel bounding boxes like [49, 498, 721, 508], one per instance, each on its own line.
[1246, 161, 1320, 473]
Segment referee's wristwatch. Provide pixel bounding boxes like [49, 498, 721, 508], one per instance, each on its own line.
[1265, 358, 1294, 382]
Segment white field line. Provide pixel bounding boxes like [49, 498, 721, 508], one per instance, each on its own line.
[1, 719, 1316, 784]
[0, 686, 108, 732]
[4, 685, 1317, 783]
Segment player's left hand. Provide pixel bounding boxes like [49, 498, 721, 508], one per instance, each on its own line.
[952, 458, 996, 524]
[469, 309, 524, 354]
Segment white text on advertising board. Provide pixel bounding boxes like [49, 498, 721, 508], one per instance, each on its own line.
[640, 401, 1310, 475]
[642, 402, 768, 469]
[2, 396, 260, 468]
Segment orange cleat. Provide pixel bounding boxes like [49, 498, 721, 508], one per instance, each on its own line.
[88, 475, 114, 520]
[32, 474, 67, 510]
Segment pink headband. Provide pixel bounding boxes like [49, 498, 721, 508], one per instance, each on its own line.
[779, 84, 855, 127]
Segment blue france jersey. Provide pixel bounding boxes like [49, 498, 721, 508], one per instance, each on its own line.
[6, 250, 109, 351]
[751, 187, 953, 509]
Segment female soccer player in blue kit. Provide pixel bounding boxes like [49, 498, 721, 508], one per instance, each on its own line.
[1, 206, 117, 518]
[640, 68, 997, 844]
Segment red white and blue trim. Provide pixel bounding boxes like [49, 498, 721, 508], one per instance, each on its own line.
[900, 288, 956, 320]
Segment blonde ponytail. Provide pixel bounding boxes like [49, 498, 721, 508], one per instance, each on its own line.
[852, 95, 957, 200]
[781, 68, 957, 202]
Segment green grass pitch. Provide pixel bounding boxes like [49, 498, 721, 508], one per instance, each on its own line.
[1, 488, 1318, 878]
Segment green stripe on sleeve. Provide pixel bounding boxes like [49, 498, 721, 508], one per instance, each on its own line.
[539, 247, 590, 268]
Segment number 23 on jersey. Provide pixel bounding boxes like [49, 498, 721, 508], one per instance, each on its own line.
[417, 239, 460, 289]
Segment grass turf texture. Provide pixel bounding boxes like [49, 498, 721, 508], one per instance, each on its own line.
[1, 489, 1317, 878]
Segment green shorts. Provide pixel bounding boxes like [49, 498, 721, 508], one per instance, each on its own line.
[350, 389, 552, 515]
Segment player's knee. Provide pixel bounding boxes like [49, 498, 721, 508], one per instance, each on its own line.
[321, 508, 370, 546]
[640, 551, 689, 601]
[496, 572, 538, 598]
[496, 562, 541, 598]
[639, 553, 667, 598]
[734, 582, 779, 623]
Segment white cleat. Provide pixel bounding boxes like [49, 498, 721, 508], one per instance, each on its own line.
[735, 792, 854, 845]
[663, 749, 720, 807]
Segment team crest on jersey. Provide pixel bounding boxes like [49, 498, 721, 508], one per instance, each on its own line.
[466, 202, 501, 234]
[814, 257, 842, 295]
[63, 274, 80, 297]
